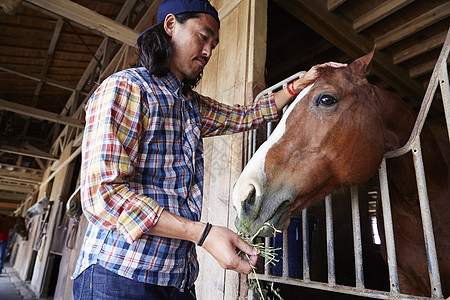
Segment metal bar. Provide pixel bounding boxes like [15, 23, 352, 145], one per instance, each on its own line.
[385, 28, 449, 159]
[325, 195, 336, 286]
[302, 208, 310, 281]
[252, 129, 257, 156]
[247, 130, 252, 162]
[350, 185, 364, 289]
[411, 138, 443, 298]
[264, 237, 270, 275]
[378, 159, 400, 293]
[267, 121, 273, 139]
[253, 72, 305, 102]
[282, 230, 289, 278]
[438, 61, 450, 141]
[265, 103, 274, 276]
[255, 275, 430, 300]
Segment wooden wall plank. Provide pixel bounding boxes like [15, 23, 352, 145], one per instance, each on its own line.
[196, 0, 269, 299]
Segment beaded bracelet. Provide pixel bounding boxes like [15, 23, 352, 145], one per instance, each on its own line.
[197, 222, 212, 247]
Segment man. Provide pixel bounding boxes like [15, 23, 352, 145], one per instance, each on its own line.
[72, 0, 346, 299]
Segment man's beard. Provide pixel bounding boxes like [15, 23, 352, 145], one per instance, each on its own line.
[184, 71, 203, 92]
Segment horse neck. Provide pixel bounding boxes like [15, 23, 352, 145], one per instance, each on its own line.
[375, 87, 449, 200]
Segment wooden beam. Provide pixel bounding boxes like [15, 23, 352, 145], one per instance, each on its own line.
[0, 163, 43, 175]
[327, 0, 346, 11]
[0, 170, 42, 184]
[0, 64, 86, 94]
[0, 98, 85, 128]
[34, 158, 46, 170]
[393, 31, 447, 64]
[218, 0, 243, 20]
[0, 0, 23, 15]
[99, 0, 162, 79]
[26, 18, 64, 126]
[0, 183, 35, 193]
[0, 145, 58, 161]
[273, 0, 424, 101]
[40, 146, 80, 187]
[0, 171, 43, 184]
[50, 0, 142, 146]
[353, 0, 414, 33]
[0, 199, 22, 205]
[25, 0, 139, 46]
[0, 202, 19, 209]
[409, 58, 442, 78]
[0, 192, 27, 201]
[374, 2, 450, 49]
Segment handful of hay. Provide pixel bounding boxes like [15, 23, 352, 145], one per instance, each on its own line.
[238, 223, 284, 300]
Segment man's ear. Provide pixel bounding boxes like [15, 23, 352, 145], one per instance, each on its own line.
[164, 14, 177, 37]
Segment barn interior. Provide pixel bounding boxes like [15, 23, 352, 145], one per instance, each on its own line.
[0, 0, 448, 299]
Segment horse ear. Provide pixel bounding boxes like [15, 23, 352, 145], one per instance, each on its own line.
[349, 46, 376, 76]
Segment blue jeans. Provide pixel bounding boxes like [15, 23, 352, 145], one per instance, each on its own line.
[0, 240, 7, 274]
[73, 264, 196, 300]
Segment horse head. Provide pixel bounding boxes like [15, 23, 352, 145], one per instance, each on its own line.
[26, 194, 49, 218]
[232, 49, 390, 237]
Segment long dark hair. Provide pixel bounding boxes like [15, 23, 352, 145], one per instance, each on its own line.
[134, 13, 202, 94]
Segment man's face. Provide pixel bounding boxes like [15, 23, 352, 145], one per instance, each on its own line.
[166, 13, 219, 81]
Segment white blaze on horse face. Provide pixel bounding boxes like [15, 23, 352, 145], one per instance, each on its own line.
[232, 85, 313, 217]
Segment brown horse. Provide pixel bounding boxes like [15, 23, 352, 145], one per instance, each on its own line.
[0, 213, 28, 239]
[232, 50, 449, 297]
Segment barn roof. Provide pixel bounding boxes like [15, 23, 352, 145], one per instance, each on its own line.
[0, 0, 448, 214]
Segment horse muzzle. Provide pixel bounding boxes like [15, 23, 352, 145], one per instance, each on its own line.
[232, 180, 293, 237]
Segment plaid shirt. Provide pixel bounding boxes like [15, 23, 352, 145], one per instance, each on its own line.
[72, 67, 278, 291]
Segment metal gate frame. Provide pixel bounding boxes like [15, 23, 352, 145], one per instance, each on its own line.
[246, 29, 450, 300]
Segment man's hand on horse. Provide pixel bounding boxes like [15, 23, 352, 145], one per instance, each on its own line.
[294, 62, 348, 93]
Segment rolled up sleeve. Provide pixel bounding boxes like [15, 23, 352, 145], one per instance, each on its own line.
[197, 93, 279, 137]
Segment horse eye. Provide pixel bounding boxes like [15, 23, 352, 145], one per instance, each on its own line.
[316, 94, 337, 107]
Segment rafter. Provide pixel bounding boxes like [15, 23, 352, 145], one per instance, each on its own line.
[353, 0, 414, 32]
[23, 18, 65, 137]
[0, 98, 85, 128]
[25, 0, 139, 46]
[0, 202, 19, 209]
[0, 144, 58, 161]
[327, 0, 346, 11]
[0, 64, 87, 94]
[0, 163, 44, 175]
[374, 2, 450, 49]
[393, 31, 447, 64]
[0, 192, 27, 201]
[0, 182, 35, 193]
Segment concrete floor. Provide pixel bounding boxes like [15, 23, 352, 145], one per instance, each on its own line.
[0, 263, 38, 300]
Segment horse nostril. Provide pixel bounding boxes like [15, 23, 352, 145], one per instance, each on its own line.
[242, 185, 256, 214]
